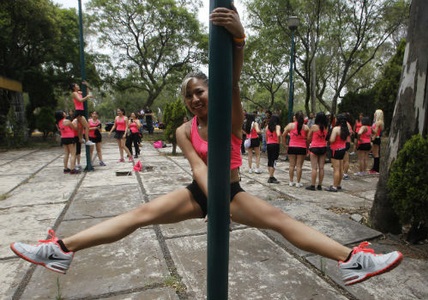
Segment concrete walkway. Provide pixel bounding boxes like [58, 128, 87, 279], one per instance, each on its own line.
[0, 140, 426, 299]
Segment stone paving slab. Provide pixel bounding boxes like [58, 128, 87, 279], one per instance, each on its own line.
[1, 142, 427, 299]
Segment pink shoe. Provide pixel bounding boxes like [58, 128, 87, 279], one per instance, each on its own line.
[118, 158, 125, 162]
[128, 157, 134, 162]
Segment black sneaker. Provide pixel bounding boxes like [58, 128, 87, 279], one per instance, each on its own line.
[305, 185, 316, 191]
[317, 185, 322, 190]
[63, 168, 71, 174]
[267, 177, 279, 184]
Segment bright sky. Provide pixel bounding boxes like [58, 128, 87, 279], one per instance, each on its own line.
[51, 0, 244, 26]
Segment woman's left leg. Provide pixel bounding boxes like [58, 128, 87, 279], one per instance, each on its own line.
[230, 192, 351, 261]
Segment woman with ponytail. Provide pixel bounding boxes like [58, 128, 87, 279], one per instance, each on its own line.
[326, 114, 350, 192]
[282, 111, 309, 187]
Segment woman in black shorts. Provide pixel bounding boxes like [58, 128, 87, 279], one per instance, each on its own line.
[306, 112, 328, 190]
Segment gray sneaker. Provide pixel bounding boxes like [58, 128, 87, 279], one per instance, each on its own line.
[339, 241, 403, 285]
[10, 229, 73, 274]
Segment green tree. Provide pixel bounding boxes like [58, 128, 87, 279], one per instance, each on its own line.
[35, 106, 56, 139]
[163, 98, 187, 154]
[87, 0, 207, 109]
[244, 0, 409, 114]
[371, 0, 428, 233]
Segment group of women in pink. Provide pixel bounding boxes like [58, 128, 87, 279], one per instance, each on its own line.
[260, 109, 384, 192]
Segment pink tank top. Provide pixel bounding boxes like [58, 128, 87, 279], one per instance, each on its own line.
[372, 123, 382, 138]
[190, 116, 242, 169]
[73, 92, 84, 110]
[129, 121, 139, 133]
[289, 122, 307, 148]
[249, 123, 259, 139]
[358, 126, 371, 144]
[59, 119, 74, 138]
[115, 116, 126, 131]
[88, 119, 100, 138]
[266, 128, 279, 144]
[310, 128, 327, 148]
[330, 128, 346, 150]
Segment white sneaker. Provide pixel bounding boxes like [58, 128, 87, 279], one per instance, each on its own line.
[10, 229, 74, 274]
[295, 182, 303, 188]
[85, 140, 95, 146]
[248, 168, 253, 174]
[289, 182, 295, 187]
[339, 241, 403, 285]
[254, 168, 262, 174]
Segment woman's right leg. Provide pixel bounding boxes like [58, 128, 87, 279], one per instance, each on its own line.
[116, 138, 123, 159]
[310, 154, 317, 186]
[318, 154, 326, 186]
[247, 148, 253, 170]
[254, 146, 261, 169]
[331, 158, 341, 187]
[288, 155, 296, 183]
[63, 188, 203, 252]
[63, 145, 70, 169]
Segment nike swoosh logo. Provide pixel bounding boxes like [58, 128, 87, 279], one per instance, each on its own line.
[48, 254, 67, 261]
[344, 263, 363, 270]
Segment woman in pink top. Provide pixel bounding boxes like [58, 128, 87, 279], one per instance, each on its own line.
[70, 82, 95, 147]
[369, 109, 384, 174]
[355, 117, 372, 176]
[109, 108, 133, 162]
[88, 111, 106, 166]
[265, 115, 281, 183]
[306, 112, 328, 191]
[126, 112, 142, 158]
[55, 111, 77, 174]
[11, 7, 402, 287]
[243, 113, 262, 174]
[282, 111, 309, 187]
[326, 114, 350, 192]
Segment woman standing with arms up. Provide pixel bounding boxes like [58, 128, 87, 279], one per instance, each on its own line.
[306, 112, 328, 191]
[282, 111, 309, 187]
[369, 109, 384, 174]
[11, 6, 402, 287]
[325, 114, 350, 192]
[265, 115, 281, 183]
[109, 108, 133, 162]
[244, 113, 262, 174]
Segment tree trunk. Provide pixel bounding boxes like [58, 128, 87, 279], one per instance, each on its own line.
[370, 0, 428, 233]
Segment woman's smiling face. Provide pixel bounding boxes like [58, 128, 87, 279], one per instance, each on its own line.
[183, 78, 208, 116]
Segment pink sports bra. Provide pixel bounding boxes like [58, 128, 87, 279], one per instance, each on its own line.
[190, 116, 242, 170]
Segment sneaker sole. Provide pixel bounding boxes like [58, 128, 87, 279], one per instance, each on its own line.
[344, 252, 403, 285]
[10, 243, 67, 274]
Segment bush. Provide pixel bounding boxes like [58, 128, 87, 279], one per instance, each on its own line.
[163, 98, 187, 154]
[388, 134, 428, 227]
[35, 106, 55, 139]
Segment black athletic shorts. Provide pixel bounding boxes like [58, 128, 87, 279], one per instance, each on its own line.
[288, 147, 307, 155]
[114, 130, 125, 139]
[249, 137, 260, 148]
[186, 180, 244, 217]
[357, 143, 371, 151]
[74, 110, 85, 117]
[61, 138, 75, 145]
[309, 147, 327, 156]
[372, 137, 381, 145]
[331, 148, 346, 160]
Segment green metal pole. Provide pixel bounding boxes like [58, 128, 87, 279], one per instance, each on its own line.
[207, 0, 232, 299]
[77, 0, 93, 171]
[288, 29, 295, 123]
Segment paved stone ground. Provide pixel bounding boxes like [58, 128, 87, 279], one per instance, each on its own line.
[0, 138, 427, 299]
